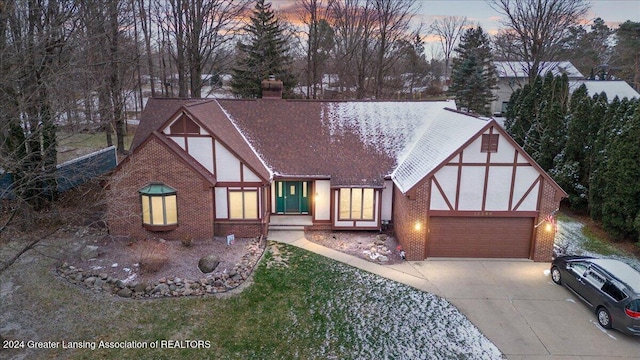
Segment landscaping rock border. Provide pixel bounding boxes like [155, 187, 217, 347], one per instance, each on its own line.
[56, 238, 265, 299]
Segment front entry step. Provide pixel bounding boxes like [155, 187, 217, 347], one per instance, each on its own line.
[269, 225, 306, 231]
[269, 215, 312, 231]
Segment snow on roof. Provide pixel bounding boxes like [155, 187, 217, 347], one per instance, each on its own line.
[320, 101, 457, 159]
[495, 61, 583, 79]
[392, 109, 489, 193]
[569, 80, 639, 101]
[214, 101, 275, 180]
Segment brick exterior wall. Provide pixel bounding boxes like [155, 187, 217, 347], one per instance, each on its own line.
[392, 179, 430, 261]
[107, 137, 214, 241]
[392, 175, 563, 262]
[532, 179, 562, 262]
[214, 222, 262, 238]
[305, 223, 334, 232]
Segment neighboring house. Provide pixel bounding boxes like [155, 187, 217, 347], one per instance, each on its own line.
[492, 61, 584, 116]
[107, 79, 566, 261]
[569, 80, 640, 101]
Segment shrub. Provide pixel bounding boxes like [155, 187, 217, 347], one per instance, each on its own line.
[181, 235, 193, 248]
[134, 240, 169, 274]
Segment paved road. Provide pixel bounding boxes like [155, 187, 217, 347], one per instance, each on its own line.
[272, 231, 640, 360]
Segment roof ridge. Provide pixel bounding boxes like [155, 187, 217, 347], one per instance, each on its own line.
[213, 100, 274, 180]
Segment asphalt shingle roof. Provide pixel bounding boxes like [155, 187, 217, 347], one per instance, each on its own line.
[132, 98, 494, 192]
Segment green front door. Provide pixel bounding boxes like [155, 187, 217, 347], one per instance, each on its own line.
[276, 181, 310, 214]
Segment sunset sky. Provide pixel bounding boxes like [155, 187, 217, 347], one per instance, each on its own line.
[272, 0, 640, 41]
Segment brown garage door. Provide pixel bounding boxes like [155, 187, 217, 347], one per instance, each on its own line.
[427, 217, 533, 258]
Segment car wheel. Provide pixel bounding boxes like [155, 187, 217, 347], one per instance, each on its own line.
[597, 307, 612, 329]
[551, 266, 562, 285]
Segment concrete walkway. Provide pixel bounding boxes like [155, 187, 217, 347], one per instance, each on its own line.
[271, 230, 640, 360]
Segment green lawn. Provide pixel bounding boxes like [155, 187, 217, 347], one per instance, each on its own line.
[57, 130, 134, 163]
[45, 243, 499, 360]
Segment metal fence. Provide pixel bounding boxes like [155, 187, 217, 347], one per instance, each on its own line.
[0, 146, 117, 199]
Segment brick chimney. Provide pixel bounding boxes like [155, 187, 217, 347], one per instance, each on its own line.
[261, 75, 283, 99]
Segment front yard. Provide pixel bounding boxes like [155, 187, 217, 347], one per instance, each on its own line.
[1, 236, 501, 360]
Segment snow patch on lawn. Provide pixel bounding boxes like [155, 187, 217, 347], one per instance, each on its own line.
[555, 219, 640, 271]
[309, 263, 503, 359]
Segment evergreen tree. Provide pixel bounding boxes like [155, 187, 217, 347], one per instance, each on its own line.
[589, 93, 614, 221]
[231, 0, 296, 98]
[537, 73, 569, 171]
[601, 99, 640, 239]
[613, 21, 640, 90]
[551, 84, 592, 211]
[448, 26, 497, 116]
[505, 73, 568, 172]
[505, 76, 543, 148]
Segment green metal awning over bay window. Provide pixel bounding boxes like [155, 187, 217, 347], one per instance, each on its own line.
[139, 183, 178, 231]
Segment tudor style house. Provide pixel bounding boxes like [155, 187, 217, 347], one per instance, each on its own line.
[107, 80, 566, 261]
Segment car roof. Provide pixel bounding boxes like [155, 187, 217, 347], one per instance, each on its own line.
[588, 259, 640, 293]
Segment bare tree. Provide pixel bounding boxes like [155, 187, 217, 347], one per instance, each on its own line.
[371, 0, 417, 98]
[330, 0, 376, 98]
[78, 0, 135, 154]
[488, 0, 590, 81]
[157, 0, 248, 98]
[430, 16, 468, 83]
[296, 0, 335, 99]
[135, 0, 157, 97]
[0, 0, 79, 213]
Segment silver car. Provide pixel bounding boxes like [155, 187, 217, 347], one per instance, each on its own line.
[551, 256, 640, 335]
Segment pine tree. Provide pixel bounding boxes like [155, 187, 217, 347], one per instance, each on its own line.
[231, 0, 296, 98]
[589, 93, 614, 220]
[505, 73, 569, 172]
[551, 84, 592, 211]
[537, 73, 569, 171]
[448, 26, 497, 116]
[601, 99, 640, 239]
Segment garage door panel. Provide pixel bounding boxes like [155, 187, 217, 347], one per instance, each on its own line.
[428, 217, 532, 258]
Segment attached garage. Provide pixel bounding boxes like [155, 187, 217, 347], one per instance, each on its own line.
[427, 217, 533, 258]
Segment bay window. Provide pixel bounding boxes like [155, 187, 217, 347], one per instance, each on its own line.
[139, 183, 178, 231]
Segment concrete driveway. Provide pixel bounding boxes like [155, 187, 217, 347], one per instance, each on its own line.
[403, 259, 640, 359]
[274, 232, 640, 359]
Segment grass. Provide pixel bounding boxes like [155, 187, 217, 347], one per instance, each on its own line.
[26, 243, 498, 360]
[556, 212, 628, 257]
[57, 130, 134, 163]
[580, 226, 627, 257]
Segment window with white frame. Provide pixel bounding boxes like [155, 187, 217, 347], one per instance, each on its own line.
[139, 183, 178, 231]
[229, 190, 258, 219]
[339, 188, 375, 220]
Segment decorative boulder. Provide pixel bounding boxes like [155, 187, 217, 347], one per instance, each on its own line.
[117, 288, 133, 298]
[198, 254, 220, 274]
[80, 245, 100, 261]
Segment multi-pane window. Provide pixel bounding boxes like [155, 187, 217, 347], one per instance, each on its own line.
[481, 134, 499, 152]
[339, 188, 375, 220]
[229, 190, 258, 219]
[139, 183, 178, 230]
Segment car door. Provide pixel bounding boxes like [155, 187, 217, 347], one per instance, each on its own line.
[564, 261, 589, 295]
[578, 267, 608, 307]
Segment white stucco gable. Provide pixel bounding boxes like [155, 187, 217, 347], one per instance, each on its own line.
[391, 109, 489, 193]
